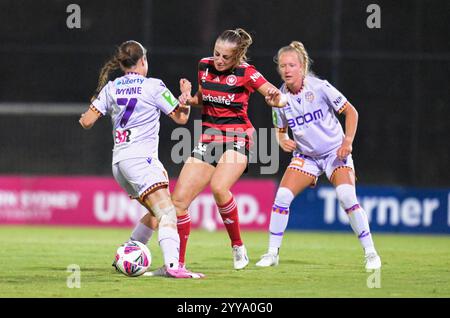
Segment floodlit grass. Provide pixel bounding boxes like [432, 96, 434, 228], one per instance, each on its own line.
[0, 226, 449, 297]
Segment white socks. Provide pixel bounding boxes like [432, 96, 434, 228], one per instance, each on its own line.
[268, 187, 295, 254]
[130, 222, 153, 244]
[132, 219, 181, 269]
[266, 183, 378, 258]
[158, 226, 180, 269]
[335, 184, 377, 255]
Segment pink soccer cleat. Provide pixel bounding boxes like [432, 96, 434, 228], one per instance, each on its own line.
[166, 266, 205, 279]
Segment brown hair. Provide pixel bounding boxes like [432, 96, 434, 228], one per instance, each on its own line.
[216, 28, 253, 65]
[92, 40, 147, 100]
[274, 41, 312, 76]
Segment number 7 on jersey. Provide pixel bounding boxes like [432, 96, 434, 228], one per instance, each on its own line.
[117, 98, 138, 128]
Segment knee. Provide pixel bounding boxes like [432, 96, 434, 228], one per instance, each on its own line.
[335, 184, 358, 208]
[151, 199, 177, 228]
[210, 180, 229, 198]
[274, 187, 295, 207]
[171, 191, 189, 213]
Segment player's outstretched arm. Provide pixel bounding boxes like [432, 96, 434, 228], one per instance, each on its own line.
[257, 83, 288, 108]
[179, 78, 203, 108]
[169, 102, 191, 125]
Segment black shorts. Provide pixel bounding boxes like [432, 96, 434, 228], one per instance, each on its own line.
[191, 141, 250, 172]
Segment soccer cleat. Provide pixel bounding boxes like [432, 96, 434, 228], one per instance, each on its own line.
[143, 266, 169, 277]
[112, 254, 120, 272]
[365, 253, 381, 270]
[232, 245, 249, 270]
[143, 263, 203, 278]
[166, 267, 205, 279]
[255, 253, 279, 267]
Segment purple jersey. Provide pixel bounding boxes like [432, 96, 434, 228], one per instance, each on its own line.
[272, 75, 348, 157]
[92, 73, 179, 164]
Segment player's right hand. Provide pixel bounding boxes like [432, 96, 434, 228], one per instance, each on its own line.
[279, 138, 296, 152]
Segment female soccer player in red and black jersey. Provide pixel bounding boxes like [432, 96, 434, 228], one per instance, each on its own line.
[171, 28, 286, 271]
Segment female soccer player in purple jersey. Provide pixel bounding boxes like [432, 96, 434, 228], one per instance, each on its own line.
[256, 41, 381, 270]
[79, 40, 203, 278]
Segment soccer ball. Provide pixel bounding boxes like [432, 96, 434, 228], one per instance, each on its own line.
[114, 241, 151, 277]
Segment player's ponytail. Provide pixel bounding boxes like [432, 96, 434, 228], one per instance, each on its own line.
[217, 28, 253, 65]
[92, 56, 120, 102]
[274, 41, 313, 77]
[234, 28, 253, 63]
[91, 40, 147, 102]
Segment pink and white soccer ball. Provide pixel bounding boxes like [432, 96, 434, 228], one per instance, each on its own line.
[115, 241, 151, 277]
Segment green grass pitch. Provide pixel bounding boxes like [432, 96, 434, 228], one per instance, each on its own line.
[0, 226, 449, 298]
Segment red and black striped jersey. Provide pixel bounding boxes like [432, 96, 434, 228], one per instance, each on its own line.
[197, 57, 268, 145]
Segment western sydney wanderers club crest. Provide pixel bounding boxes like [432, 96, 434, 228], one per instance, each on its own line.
[226, 75, 237, 86]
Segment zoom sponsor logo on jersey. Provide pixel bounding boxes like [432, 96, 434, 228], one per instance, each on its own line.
[203, 93, 235, 105]
[162, 89, 178, 107]
[287, 109, 323, 128]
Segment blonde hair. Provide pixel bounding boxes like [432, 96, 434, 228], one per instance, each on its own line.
[92, 40, 147, 101]
[216, 28, 253, 65]
[274, 41, 312, 76]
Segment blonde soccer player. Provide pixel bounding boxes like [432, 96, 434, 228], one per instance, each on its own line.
[79, 40, 203, 278]
[256, 41, 381, 270]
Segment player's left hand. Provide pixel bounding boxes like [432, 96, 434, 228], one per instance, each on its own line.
[337, 138, 352, 161]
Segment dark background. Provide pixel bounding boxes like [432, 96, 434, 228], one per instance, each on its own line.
[0, 0, 448, 187]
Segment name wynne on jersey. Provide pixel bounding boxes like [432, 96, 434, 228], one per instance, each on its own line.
[115, 78, 145, 95]
[115, 87, 143, 95]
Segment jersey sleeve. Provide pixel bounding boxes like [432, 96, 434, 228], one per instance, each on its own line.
[272, 107, 287, 129]
[244, 65, 268, 93]
[151, 80, 179, 115]
[197, 59, 205, 86]
[91, 83, 111, 115]
[321, 80, 348, 114]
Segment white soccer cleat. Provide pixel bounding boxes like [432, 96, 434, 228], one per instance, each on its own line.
[365, 253, 381, 270]
[232, 245, 249, 270]
[255, 253, 279, 267]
